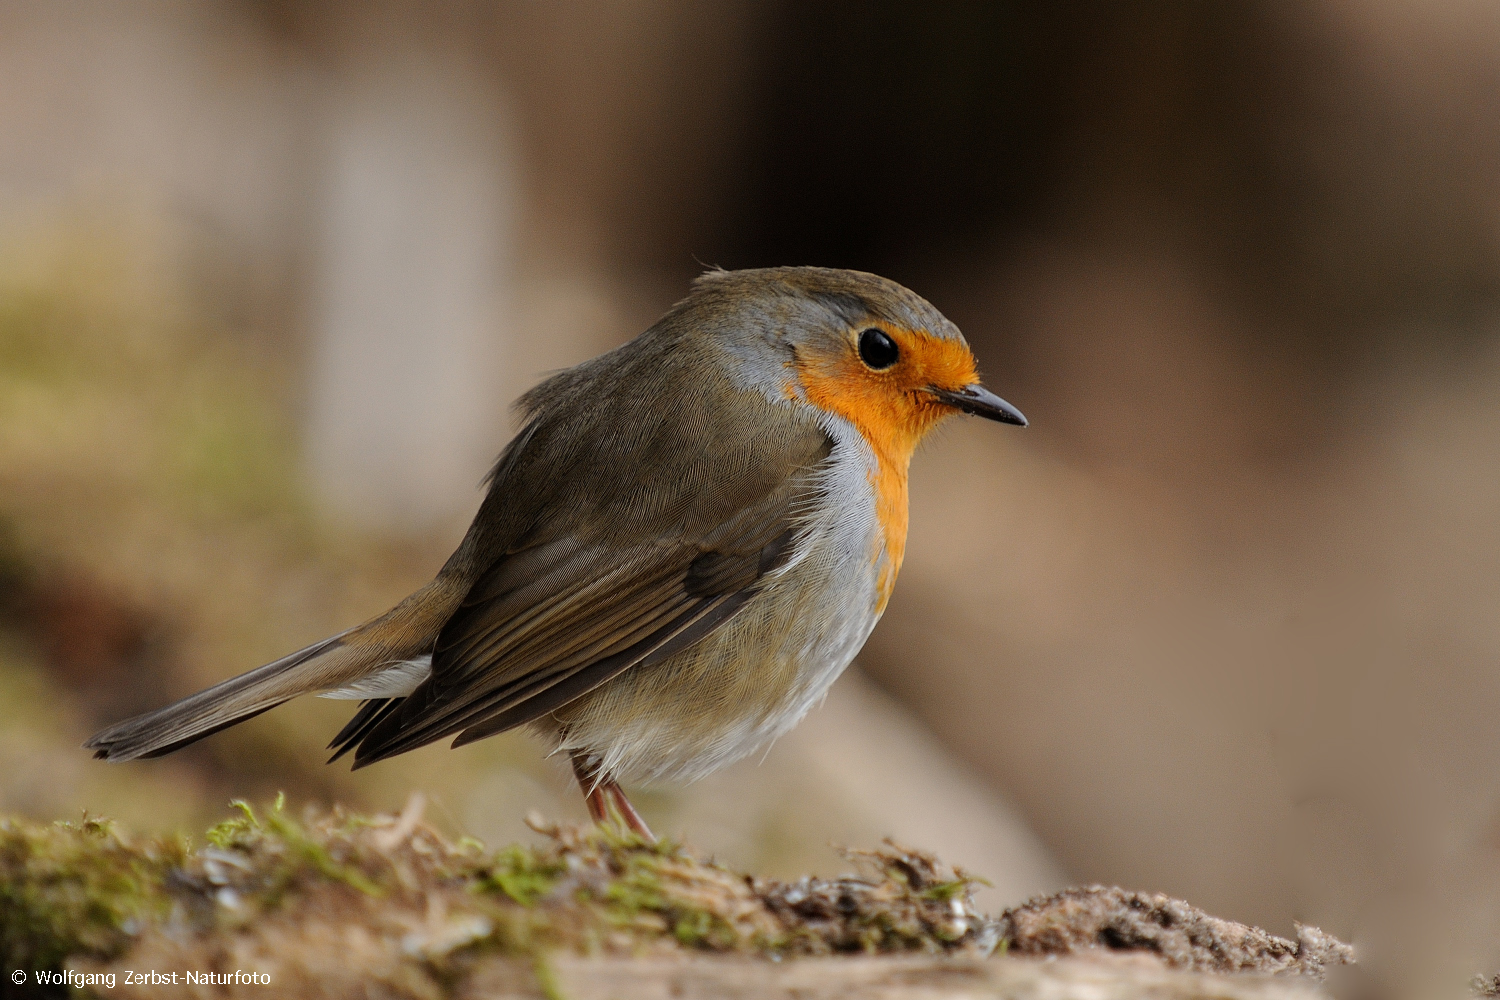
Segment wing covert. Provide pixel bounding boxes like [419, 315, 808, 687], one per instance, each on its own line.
[346, 434, 828, 768]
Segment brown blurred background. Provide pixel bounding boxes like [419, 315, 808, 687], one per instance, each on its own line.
[1, 0, 1498, 989]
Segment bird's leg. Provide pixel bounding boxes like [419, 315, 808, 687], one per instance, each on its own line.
[569, 751, 656, 843]
[601, 780, 656, 843]
[570, 752, 612, 825]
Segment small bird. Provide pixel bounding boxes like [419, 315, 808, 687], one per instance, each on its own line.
[86, 267, 1025, 840]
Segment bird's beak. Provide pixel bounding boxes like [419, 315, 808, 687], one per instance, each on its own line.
[926, 384, 1027, 427]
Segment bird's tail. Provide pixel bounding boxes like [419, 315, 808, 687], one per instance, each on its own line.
[84, 578, 459, 762]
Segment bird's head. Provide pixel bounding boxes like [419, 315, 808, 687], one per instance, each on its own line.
[694, 266, 1025, 470]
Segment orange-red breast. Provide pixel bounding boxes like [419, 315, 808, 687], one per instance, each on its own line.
[87, 267, 1026, 839]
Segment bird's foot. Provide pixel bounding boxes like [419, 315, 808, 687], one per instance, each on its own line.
[570, 751, 657, 844]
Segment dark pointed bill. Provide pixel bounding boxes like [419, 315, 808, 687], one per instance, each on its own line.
[927, 384, 1027, 426]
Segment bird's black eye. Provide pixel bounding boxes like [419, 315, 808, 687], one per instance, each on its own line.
[858, 328, 899, 370]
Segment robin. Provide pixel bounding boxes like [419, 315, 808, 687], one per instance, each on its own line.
[86, 267, 1025, 840]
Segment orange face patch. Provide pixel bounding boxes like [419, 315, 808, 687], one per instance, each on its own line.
[792, 324, 979, 610]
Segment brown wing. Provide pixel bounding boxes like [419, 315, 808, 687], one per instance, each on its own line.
[339, 319, 834, 768]
[345, 454, 825, 768]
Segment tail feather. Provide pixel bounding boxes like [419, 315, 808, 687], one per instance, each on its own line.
[85, 575, 464, 763]
[128, 703, 281, 759]
[325, 697, 405, 763]
[84, 632, 349, 761]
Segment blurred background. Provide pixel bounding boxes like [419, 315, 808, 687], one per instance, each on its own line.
[0, 0, 1498, 989]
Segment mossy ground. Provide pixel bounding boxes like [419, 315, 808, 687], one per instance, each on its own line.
[1, 794, 1002, 995]
[0, 796, 1356, 1000]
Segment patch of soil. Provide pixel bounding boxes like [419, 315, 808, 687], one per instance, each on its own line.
[998, 885, 1353, 976]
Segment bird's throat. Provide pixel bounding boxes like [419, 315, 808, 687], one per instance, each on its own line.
[793, 362, 921, 614]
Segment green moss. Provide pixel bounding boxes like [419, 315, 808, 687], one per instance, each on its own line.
[481, 843, 566, 907]
[0, 815, 185, 970]
[0, 798, 999, 978]
[921, 880, 973, 903]
[203, 798, 262, 850]
[209, 794, 386, 901]
[597, 849, 748, 950]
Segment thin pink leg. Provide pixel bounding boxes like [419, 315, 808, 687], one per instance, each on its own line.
[570, 752, 656, 842]
[602, 780, 656, 842]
